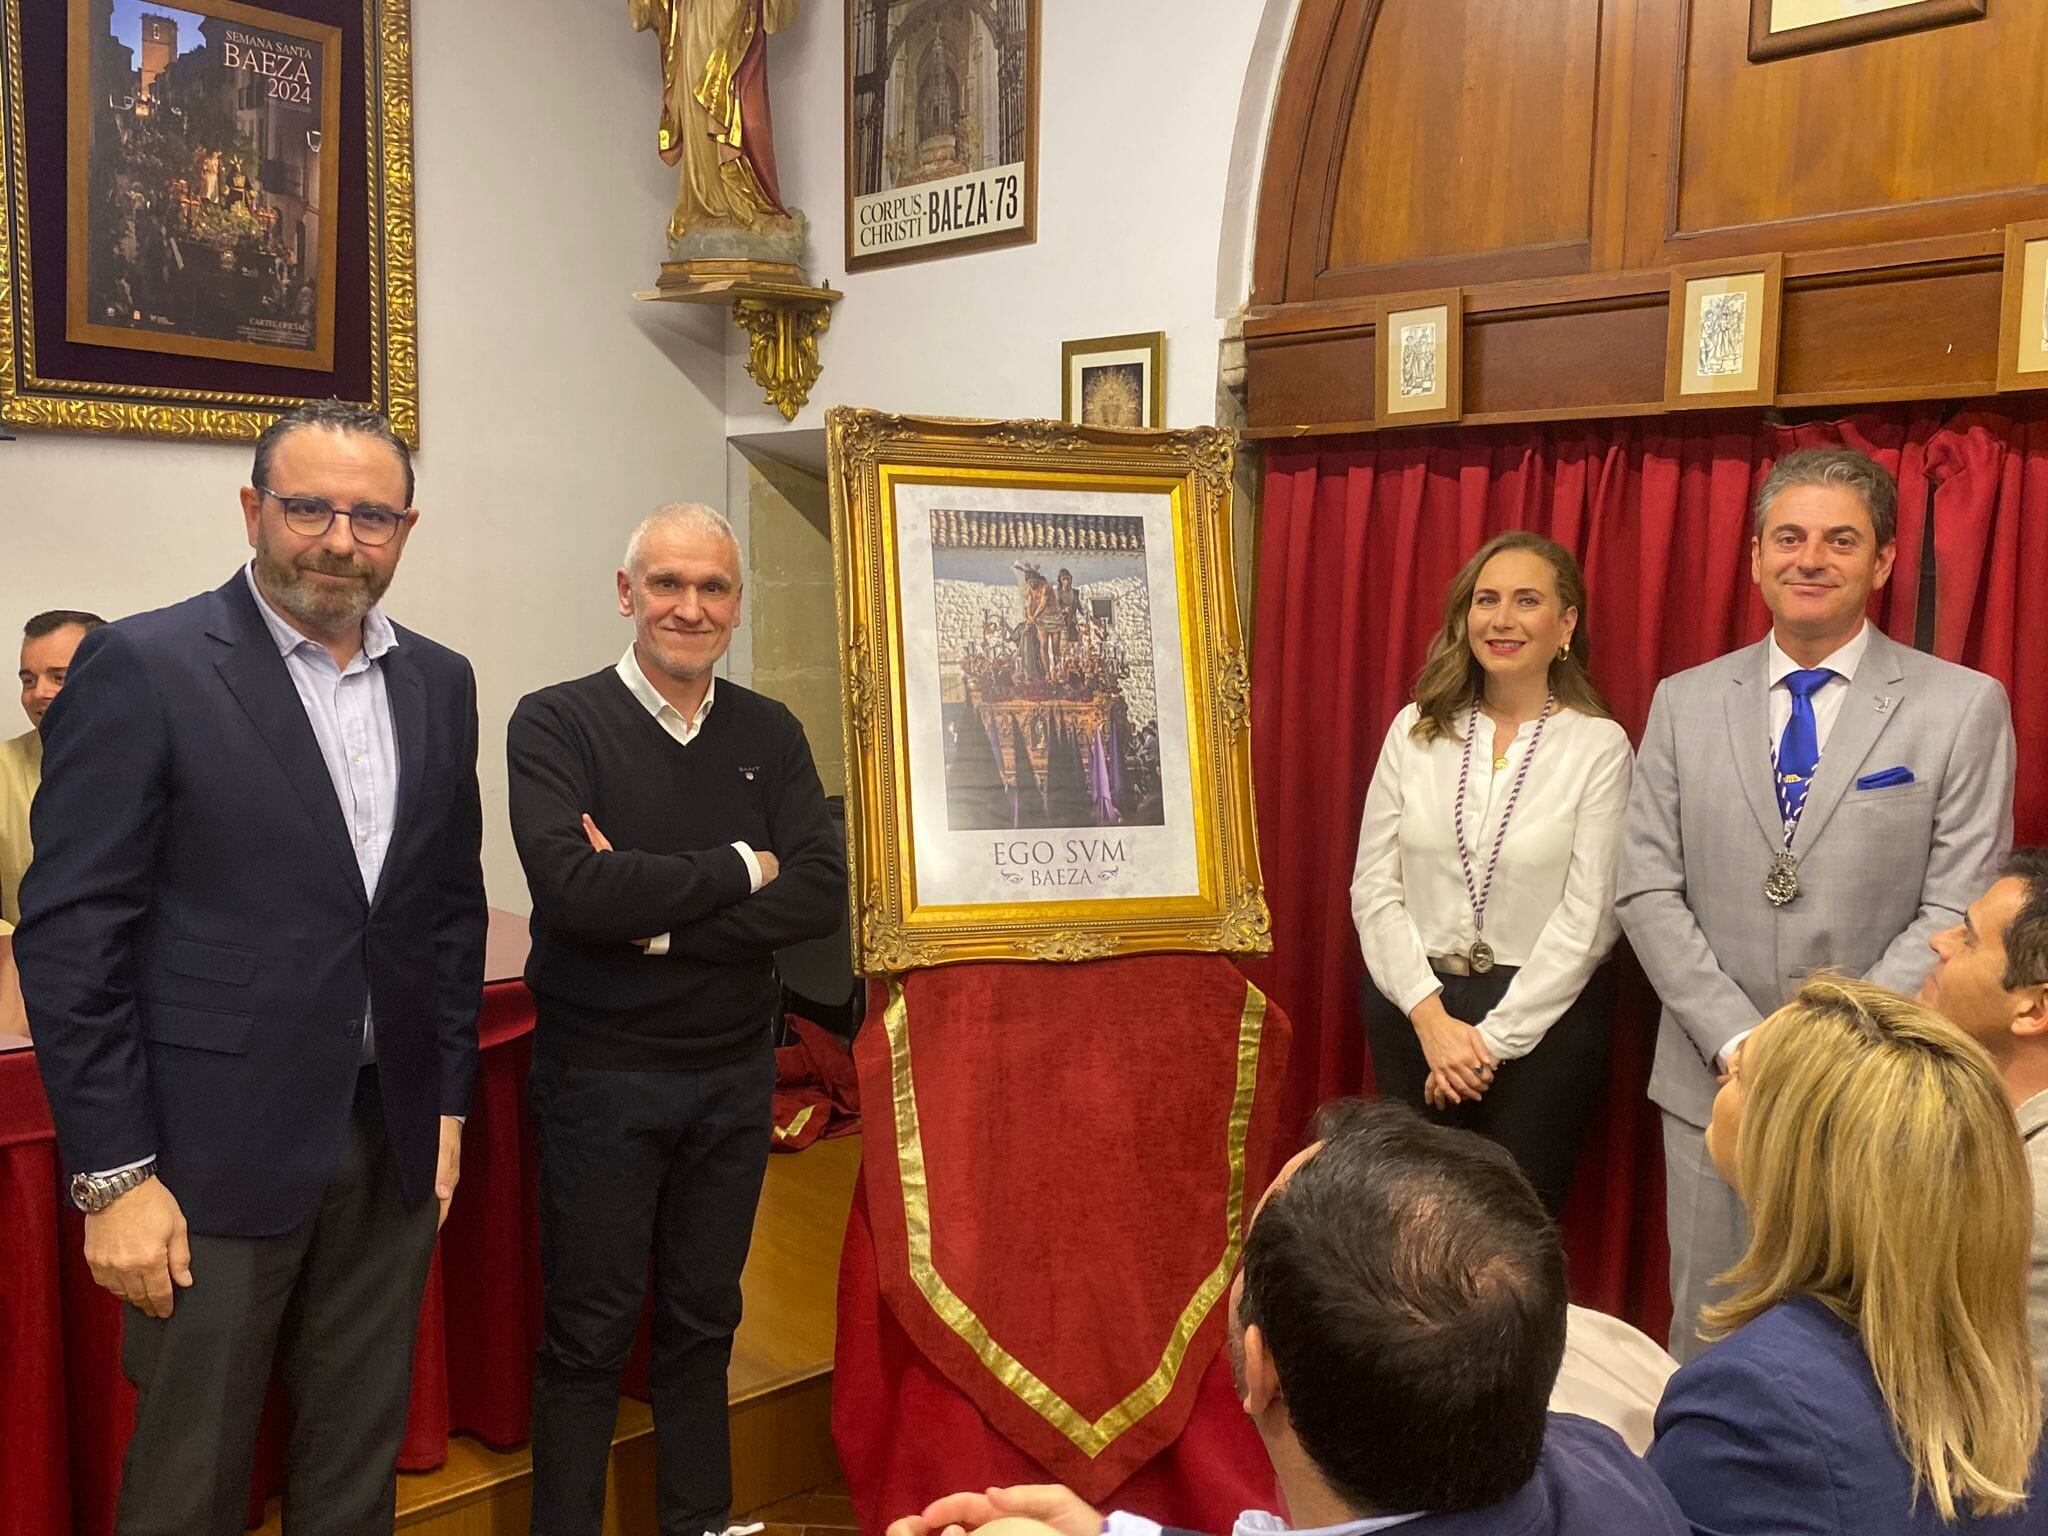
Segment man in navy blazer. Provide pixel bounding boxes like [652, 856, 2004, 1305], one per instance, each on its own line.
[15, 400, 486, 1536]
[887, 1101, 1686, 1536]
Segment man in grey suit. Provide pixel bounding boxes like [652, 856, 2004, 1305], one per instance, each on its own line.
[1615, 446, 2014, 1360]
[1916, 848, 2048, 1392]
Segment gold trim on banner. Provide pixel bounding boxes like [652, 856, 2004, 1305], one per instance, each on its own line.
[882, 977, 1266, 1457]
[774, 1104, 817, 1142]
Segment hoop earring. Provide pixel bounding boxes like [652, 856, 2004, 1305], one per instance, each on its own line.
[1556, 643, 1571, 662]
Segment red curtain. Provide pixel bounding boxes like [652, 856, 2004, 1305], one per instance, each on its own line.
[1925, 407, 2048, 843]
[1239, 400, 2039, 1336]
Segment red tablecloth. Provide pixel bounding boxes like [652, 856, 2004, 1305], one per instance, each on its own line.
[0, 981, 582, 1536]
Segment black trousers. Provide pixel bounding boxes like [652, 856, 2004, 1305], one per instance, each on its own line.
[114, 1065, 439, 1536]
[1360, 963, 1614, 1216]
[528, 1043, 776, 1536]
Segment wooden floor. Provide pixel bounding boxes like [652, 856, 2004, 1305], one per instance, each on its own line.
[254, 1134, 862, 1536]
[750, 1477, 859, 1536]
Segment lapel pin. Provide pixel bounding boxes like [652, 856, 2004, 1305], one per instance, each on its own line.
[1875, 696, 1894, 714]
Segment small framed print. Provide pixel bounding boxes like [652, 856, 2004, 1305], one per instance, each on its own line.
[1061, 331, 1165, 429]
[1749, 0, 1986, 63]
[1372, 290, 1461, 427]
[1665, 256, 1783, 410]
[1996, 218, 2048, 393]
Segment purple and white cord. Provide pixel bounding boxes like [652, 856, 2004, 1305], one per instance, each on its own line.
[1454, 695, 1554, 963]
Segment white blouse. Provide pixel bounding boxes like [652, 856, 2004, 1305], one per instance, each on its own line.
[1350, 701, 1633, 1062]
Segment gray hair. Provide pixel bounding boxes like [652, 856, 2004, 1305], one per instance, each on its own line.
[621, 502, 742, 580]
[252, 398, 414, 505]
[1753, 447, 1898, 548]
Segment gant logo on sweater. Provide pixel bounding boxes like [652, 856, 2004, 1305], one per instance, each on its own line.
[739, 765, 759, 781]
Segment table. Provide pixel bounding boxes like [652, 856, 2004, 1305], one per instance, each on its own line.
[0, 980, 566, 1536]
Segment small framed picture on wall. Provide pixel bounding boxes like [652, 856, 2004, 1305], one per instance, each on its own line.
[1062, 331, 1165, 429]
[1997, 218, 2048, 392]
[1665, 256, 1784, 410]
[1748, 0, 1987, 63]
[1372, 290, 1462, 428]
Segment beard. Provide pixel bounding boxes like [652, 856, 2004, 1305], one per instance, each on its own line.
[254, 536, 390, 633]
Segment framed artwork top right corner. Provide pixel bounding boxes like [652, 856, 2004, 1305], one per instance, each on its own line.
[1748, 0, 1988, 63]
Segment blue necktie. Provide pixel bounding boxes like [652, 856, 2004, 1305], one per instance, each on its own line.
[1775, 668, 1834, 832]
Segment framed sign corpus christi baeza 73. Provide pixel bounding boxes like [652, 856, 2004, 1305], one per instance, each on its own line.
[827, 408, 1270, 973]
[843, 0, 1038, 273]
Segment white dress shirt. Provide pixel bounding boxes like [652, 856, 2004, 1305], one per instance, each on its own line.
[1351, 702, 1633, 1062]
[246, 565, 399, 1063]
[1109, 1508, 1422, 1536]
[1765, 621, 1870, 757]
[613, 647, 764, 956]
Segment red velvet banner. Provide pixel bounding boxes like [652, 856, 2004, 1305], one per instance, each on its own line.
[839, 954, 1291, 1518]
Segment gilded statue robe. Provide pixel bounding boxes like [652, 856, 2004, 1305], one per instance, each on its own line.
[631, 0, 796, 241]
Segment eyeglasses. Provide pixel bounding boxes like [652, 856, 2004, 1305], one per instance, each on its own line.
[255, 485, 410, 546]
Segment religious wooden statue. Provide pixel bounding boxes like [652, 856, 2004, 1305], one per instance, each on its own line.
[630, 0, 805, 261]
[631, 0, 841, 422]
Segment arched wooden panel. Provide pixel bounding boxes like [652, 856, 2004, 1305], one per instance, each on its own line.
[1655, 0, 2048, 257]
[1246, 0, 2048, 434]
[1326, 0, 1603, 276]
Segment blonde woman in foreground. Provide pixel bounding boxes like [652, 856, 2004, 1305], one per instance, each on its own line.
[1647, 976, 2045, 1533]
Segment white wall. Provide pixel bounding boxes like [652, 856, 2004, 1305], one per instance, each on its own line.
[0, 0, 1303, 911]
[723, 0, 1297, 434]
[0, 0, 730, 908]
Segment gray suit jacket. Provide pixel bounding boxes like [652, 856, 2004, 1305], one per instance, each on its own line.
[1616, 628, 2014, 1127]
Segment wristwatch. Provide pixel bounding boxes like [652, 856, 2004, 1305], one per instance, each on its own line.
[70, 1160, 157, 1213]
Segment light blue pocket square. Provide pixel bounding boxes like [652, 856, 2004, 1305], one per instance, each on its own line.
[1855, 766, 1915, 790]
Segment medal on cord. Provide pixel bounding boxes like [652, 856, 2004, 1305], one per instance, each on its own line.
[1454, 697, 1553, 974]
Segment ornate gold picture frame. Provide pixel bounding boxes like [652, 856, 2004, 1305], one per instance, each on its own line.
[1, 0, 418, 443]
[827, 408, 1269, 973]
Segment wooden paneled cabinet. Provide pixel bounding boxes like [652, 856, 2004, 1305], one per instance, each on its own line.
[1243, 0, 2048, 434]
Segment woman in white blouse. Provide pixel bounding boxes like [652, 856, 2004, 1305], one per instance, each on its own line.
[1350, 531, 1633, 1213]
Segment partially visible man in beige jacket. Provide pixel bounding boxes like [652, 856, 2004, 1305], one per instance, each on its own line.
[1, 609, 104, 1037]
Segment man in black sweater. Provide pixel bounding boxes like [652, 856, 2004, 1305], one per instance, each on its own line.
[507, 502, 843, 1536]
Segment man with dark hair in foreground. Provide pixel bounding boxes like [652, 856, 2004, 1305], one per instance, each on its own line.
[886, 1099, 1685, 1536]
